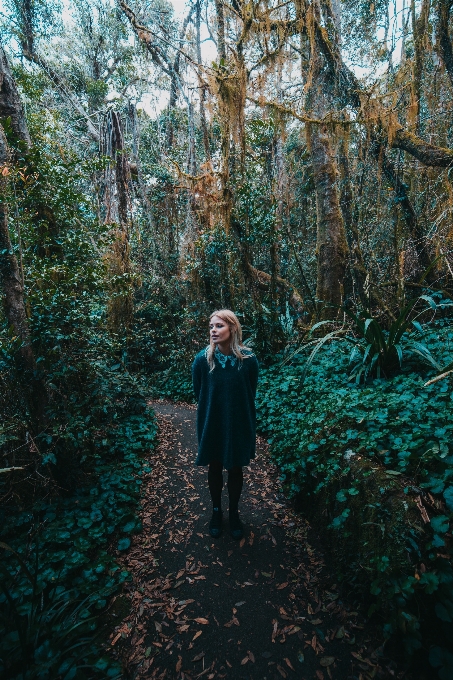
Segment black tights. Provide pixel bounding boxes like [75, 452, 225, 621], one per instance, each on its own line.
[208, 462, 243, 514]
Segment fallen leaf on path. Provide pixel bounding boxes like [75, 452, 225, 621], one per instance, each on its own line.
[239, 538, 245, 548]
[297, 651, 305, 663]
[192, 631, 202, 641]
[277, 582, 288, 590]
[335, 626, 345, 639]
[320, 656, 335, 667]
[196, 533, 204, 538]
[316, 671, 324, 680]
[240, 657, 249, 665]
[194, 618, 209, 625]
[176, 569, 185, 579]
[351, 652, 369, 663]
[271, 619, 279, 641]
[249, 532, 254, 546]
[276, 664, 287, 678]
[192, 652, 205, 662]
[176, 656, 182, 672]
[262, 572, 271, 578]
[284, 658, 295, 671]
[235, 601, 245, 607]
[287, 626, 300, 635]
[248, 651, 255, 663]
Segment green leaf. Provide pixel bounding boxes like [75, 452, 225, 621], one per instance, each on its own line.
[431, 515, 449, 535]
[117, 537, 130, 551]
[443, 486, 453, 512]
[430, 646, 453, 680]
[435, 600, 453, 623]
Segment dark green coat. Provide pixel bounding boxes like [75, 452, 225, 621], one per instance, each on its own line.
[192, 347, 259, 469]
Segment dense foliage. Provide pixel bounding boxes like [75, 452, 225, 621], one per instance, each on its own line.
[256, 318, 453, 669]
[0, 120, 157, 678]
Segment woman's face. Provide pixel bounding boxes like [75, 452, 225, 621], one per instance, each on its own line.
[209, 315, 231, 347]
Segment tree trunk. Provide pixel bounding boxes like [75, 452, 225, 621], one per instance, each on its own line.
[196, 0, 211, 163]
[435, 0, 453, 88]
[302, 0, 348, 316]
[0, 132, 33, 371]
[213, 0, 233, 230]
[370, 139, 432, 275]
[167, 5, 195, 148]
[410, 0, 430, 135]
[0, 123, 46, 428]
[102, 110, 133, 330]
[307, 123, 348, 313]
[0, 46, 47, 429]
[338, 139, 371, 307]
[0, 45, 31, 148]
[214, 0, 227, 62]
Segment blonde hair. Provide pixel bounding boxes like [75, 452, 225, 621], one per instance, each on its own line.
[206, 309, 252, 371]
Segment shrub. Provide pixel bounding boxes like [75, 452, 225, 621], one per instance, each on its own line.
[257, 321, 453, 664]
[0, 409, 157, 679]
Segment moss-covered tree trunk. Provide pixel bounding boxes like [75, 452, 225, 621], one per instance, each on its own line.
[306, 123, 348, 313]
[0, 48, 46, 428]
[303, 0, 348, 316]
[102, 110, 133, 331]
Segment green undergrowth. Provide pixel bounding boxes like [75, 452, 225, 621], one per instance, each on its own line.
[0, 409, 157, 679]
[0, 124, 159, 679]
[150, 366, 195, 402]
[257, 321, 453, 674]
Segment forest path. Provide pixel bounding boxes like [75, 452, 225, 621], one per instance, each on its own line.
[113, 403, 391, 680]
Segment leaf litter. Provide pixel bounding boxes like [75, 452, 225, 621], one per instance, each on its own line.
[109, 404, 404, 679]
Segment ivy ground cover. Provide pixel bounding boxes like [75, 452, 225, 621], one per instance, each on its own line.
[257, 327, 453, 676]
[0, 409, 157, 680]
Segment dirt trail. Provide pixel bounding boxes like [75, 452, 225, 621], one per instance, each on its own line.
[112, 403, 397, 680]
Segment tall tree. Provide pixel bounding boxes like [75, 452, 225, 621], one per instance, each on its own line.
[0, 44, 46, 428]
[102, 109, 133, 330]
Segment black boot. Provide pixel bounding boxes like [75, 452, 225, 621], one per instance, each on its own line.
[229, 510, 243, 540]
[209, 508, 223, 538]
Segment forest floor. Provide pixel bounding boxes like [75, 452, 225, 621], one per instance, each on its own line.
[111, 403, 407, 680]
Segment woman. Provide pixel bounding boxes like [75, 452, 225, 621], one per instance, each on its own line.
[192, 310, 259, 540]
